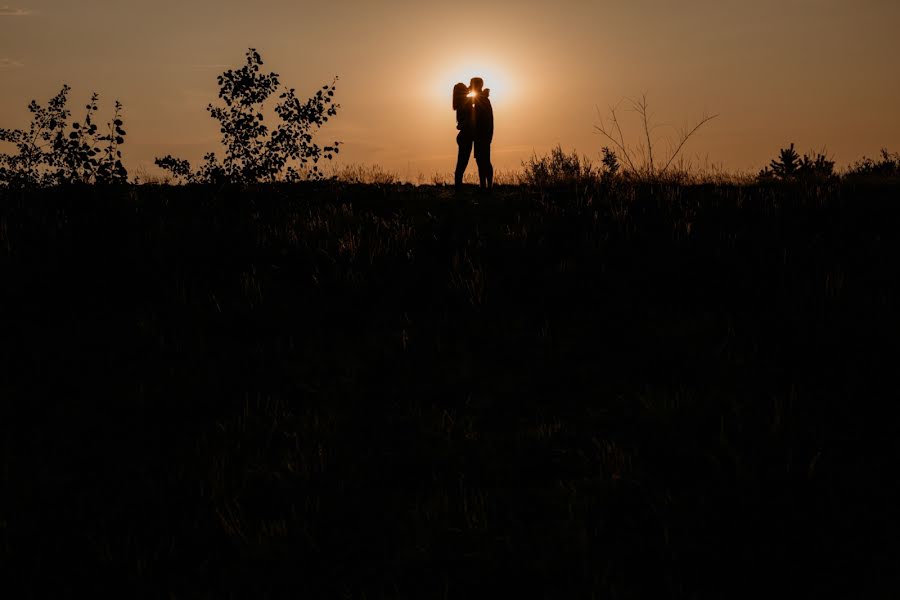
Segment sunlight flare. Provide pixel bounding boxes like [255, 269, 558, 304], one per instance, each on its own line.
[431, 59, 516, 109]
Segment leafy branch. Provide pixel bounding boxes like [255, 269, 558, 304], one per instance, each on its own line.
[0, 86, 128, 187]
[155, 49, 341, 184]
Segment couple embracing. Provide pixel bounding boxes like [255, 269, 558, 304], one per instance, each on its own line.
[452, 77, 493, 192]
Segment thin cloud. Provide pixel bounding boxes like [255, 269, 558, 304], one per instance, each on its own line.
[0, 5, 33, 16]
[0, 58, 24, 70]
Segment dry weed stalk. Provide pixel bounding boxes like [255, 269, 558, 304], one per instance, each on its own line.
[595, 94, 718, 178]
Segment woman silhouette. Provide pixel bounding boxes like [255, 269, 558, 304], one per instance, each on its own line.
[453, 82, 473, 191]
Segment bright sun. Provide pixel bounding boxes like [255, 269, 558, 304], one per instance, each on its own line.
[431, 60, 516, 107]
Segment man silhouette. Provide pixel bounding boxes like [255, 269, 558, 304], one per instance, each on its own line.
[454, 77, 494, 192]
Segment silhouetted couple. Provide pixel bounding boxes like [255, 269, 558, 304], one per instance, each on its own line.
[453, 77, 493, 192]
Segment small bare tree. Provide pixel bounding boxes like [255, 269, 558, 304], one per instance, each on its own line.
[594, 94, 717, 179]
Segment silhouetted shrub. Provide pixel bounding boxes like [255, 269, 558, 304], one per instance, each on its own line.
[798, 152, 835, 179]
[0, 86, 128, 187]
[155, 49, 340, 184]
[521, 145, 598, 187]
[600, 146, 620, 178]
[761, 143, 800, 179]
[759, 143, 834, 181]
[845, 149, 900, 180]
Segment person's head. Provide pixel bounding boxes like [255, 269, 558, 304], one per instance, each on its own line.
[470, 77, 484, 93]
[452, 82, 468, 110]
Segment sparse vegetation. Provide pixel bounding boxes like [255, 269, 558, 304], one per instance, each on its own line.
[758, 142, 836, 181]
[330, 162, 398, 185]
[520, 145, 598, 186]
[594, 94, 718, 179]
[0, 86, 128, 187]
[845, 148, 900, 179]
[155, 49, 340, 184]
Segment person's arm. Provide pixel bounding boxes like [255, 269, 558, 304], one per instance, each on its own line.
[488, 103, 494, 142]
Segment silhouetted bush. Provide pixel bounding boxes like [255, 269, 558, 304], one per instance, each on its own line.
[521, 145, 598, 187]
[845, 149, 900, 180]
[761, 143, 800, 179]
[0, 86, 128, 187]
[155, 49, 340, 184]
[798, 152, 836, 179]
[759, 143, 835, 181]
[600, 146, 620, 178]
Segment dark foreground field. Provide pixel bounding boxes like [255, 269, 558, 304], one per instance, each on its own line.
[2, 179, 899, 598]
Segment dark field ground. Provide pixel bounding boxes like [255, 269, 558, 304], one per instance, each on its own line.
[2, 180, 900, 598]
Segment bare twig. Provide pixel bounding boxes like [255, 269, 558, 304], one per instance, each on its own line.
[594, 102, 638, 173]
[595, 94, 719, 178]
[632, 95, 654, 175]
[660, 113, 719, 175]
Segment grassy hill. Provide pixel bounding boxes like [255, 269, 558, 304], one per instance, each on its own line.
[3, 179, 899, 598]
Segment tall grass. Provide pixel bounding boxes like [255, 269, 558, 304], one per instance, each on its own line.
[4, 178, 900, 597]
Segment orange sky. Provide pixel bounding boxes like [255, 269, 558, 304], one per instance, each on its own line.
[2, 0, 899, 179]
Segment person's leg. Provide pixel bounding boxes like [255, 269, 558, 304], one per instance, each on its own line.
[455, 134, 472, 189]
[474, 139, 485, 189]
[485, 142, 493, 190]
[475, 140, 493, 190]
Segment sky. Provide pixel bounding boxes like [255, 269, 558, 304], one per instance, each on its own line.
[1, 0, 899, 179]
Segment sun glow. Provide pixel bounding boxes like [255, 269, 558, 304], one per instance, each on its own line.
[430, 59, 517, 109]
